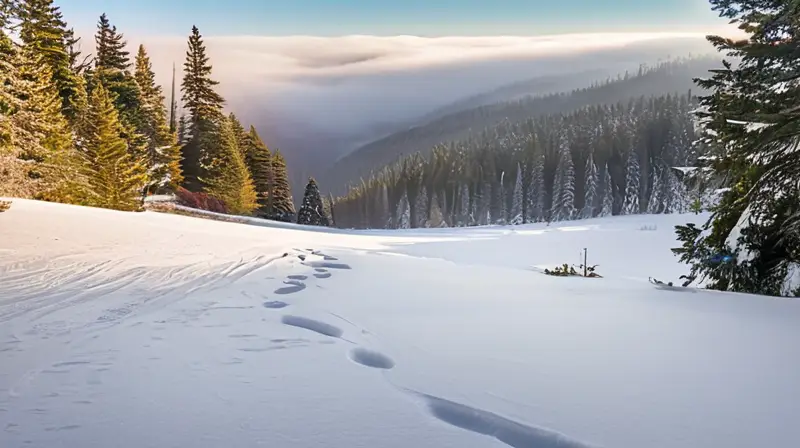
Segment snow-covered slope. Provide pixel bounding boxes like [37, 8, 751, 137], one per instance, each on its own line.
[1, 199, 799, 448]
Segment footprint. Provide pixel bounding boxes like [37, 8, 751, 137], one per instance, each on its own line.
[314, 272, 332, 279]
[287, 275, 308, 280]
[263, 300, 288, 309]
[281, 315, 343, 338]
[348, 347, 395, 369]
[414, 392, 595, 448]
[228, 334, 258, 338]
[314, 268, 327, 273]
[52, 361, 90, 368]
[303, 261, 351, 270]
[274, 280, 306, 295]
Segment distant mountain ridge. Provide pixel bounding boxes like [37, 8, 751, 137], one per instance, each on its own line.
[321, 56, 720, 195]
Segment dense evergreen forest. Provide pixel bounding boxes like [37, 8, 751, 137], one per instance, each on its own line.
[331, 89, 705, 229]
[324, 57, 718, 196]
[0, 0, 331, 224]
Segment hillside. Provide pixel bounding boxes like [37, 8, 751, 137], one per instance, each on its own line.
[323, 57, 719, 195]
[2, 199, 799, 448]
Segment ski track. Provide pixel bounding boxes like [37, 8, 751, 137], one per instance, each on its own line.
[0, 245, 600, 448]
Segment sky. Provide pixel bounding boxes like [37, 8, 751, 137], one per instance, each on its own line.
[58, 0, 723, 37]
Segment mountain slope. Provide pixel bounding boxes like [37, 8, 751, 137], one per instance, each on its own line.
[1, 199, 799, 448]
[323, 57, 719, 195]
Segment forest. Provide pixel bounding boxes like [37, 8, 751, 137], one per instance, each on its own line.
[330, 89, 706, 229]
[0, 0, 328, 225]
[323, 57, 719, 196]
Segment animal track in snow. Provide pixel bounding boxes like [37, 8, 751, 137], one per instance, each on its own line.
[415, 392, 595, 448]
[263, 300, 288, 309]
[348, 347, 395, 369]
[274, 280, 306, 295]
[281, 315, 343, 338]
[287, 275, 308, 280]
[51, 361, 90, 368]
[314, 271, 332, 279]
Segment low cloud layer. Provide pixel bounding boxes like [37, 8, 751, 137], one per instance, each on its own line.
[68, 28, 741, 164]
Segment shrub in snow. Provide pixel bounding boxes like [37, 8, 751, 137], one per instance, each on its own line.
[175, 187, 228, 214]
[0, 200, 10, 212]
[544, 263, 602, 278]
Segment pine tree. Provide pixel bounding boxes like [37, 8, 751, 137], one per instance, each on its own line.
[428, 192, 446, 227]
[181, 25, 225, 190]
[202, 116, 257, 215]
[269, 150, 294, 221]
[16, 0, 82, 120]
[243, 126, 274, 216]
[458, 183, 470, 226]
[510, 163, 523, 224]
[551, 140, 575, 221]
[647, 166, 663, 214]
[92, 14, 142, 139]
[582, 153, 598, 219]
[622, 150, 640, 215]
[530, 153, 545, 222]
[296, 178, 328, 226]
[79, 83, 147, 211]
[134, 44, 182, 192]
[414, 185, 428, 227]
[397, 189, 411, 229]
[177, 114, 188, 145]
[600, 163, 613, 217]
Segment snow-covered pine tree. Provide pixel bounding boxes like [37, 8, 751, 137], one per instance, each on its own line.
[458, 183, 470, 226]
[531, 153, 545, 221]
[381, 184, 390, 229]
[202, 115, 257, 215]
[622, 150, 640, 215]
[647, 166, 663, 214]
[665, 167, 688, 213]
[396, 190, 411, 229]
[269, 150, 294, 221]
[478, 181, 492, 225]
[600, 163, 613, 217]
[428, 192, 446, 227]
[510, 163, 523, 224]
[551, 139, 576, 221]
[296, 177, 328, 226]
[581, 153, 598, 219]
[414, 185, 429, 227]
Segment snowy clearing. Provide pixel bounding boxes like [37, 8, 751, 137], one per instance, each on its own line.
[1, 199, 799, 448]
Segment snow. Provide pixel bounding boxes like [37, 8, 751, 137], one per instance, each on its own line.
[2, 199, 800, 448]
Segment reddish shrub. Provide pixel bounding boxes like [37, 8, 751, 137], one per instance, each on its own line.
[175, 187, 228, 214]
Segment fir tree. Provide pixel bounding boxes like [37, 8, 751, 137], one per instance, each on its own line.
[582, 153, 598, 219]
[428, 192, 446, 227]
[530, 153, 545, 222]
[16, 0, 82, 120]
[133, 44, 182, 192]
[600, 163, 613, 217]
[269, 149, 294, 221]
[243, 126, 274, 216]
[296, 177, 328, 226]
[94, 13, 128, 71]
[396, 190, 411, 229]
[414, 185, 428, 227]
[202, 116, 257, 215]
[458, 183, 470, 226]
[79, 83, 147, 211]
[622, 150, 640, 215]
[647, 166, 663, 214]
[551, 139, 575, 221]
[510, 163, 523, 224]
[180, 25, 224, 190]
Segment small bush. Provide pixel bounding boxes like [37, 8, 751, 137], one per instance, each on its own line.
[0, 200, 10, 212]
[544, 263, 602, 278]
[175, 187, 228, 214]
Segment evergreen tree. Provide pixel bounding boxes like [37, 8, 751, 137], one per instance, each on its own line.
[16, 0, 81, 120]
[177, 114, 188, 145]
[296, 177, 328, 226]
[647, 166, 663, 214]
[79, 83, 147, 211]
[530, 153, 545, 222]
[269, 149, 294, 221]
[414, 185, 428, 227]
[202, 116, 257, 215]
[622, 150, 640, 215]
[582, 153, 598, 219]
[181, 25, 225, 190]
[551, 139, 576, 221]
[244, 126, 275, 216]
[600, 163, 613, 217]
[397, 190, 411, 229]
[428, 192, 446, 227]
[510, 163, 523, 224]
[134, 44, 182, 192]
[458, 183, 470, 226]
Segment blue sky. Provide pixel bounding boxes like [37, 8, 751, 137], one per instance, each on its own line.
[58, 0, 721, 37]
